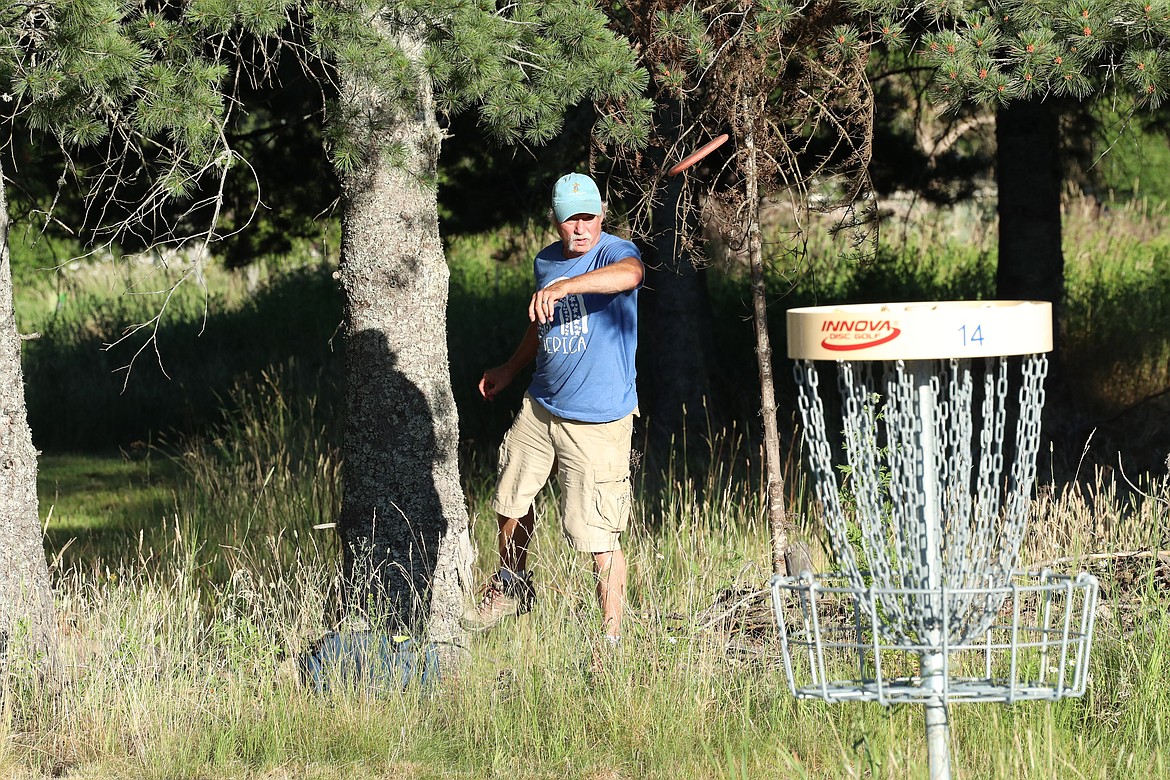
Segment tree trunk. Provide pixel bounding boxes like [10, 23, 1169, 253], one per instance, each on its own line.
[742, 123, 790, 576]
[335, 25, 473, 657]
[0, 171, 57, 673]
[641, 174, 718, 453]
[996, 99, 1064, 363]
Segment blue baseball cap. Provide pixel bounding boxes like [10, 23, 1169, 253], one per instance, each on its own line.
[552, 173, 603, 223]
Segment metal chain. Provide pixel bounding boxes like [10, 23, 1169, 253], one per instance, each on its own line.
[795, 354, 1049, 646]
[999, 354, 1048, 580]
[794, 360, 862, 586]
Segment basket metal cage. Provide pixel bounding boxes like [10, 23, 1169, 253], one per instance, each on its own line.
[771, 570, 1098, 706]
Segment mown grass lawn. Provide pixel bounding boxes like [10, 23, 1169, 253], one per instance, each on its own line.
[39, 453, 180, 568]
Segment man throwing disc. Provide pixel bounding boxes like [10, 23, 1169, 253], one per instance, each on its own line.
[466, 172, 642, 645]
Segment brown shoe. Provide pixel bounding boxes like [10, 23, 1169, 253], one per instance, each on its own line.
[462, 573, 535, 632]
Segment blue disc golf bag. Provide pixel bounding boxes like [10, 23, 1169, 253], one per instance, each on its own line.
[299, 631, 439, 693]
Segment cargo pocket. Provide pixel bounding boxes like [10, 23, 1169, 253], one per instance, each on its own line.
[591, 467, 631, 534]
[495, 434, 510, 478]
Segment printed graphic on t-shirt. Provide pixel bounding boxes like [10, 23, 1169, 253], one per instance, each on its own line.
[539, 279, 589, 355]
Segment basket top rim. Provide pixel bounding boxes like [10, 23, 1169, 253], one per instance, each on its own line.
[787, 300, 1052, 360]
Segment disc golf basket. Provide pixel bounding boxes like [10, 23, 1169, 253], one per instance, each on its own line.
[771, 301, 1098, 780]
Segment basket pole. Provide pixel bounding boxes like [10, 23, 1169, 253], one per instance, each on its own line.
[912, 362, 951, 780]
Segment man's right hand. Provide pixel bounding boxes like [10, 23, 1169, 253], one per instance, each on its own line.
[482, 322, 539, 400]
[479, 365, 514, 401]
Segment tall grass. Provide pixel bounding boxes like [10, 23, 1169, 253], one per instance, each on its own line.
[1063, 203, 1170, 412]
[5, 365, 1170, 778]
[19, 245, 342, 452]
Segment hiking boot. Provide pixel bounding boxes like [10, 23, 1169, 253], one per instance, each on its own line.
[462, 572, 535, 632]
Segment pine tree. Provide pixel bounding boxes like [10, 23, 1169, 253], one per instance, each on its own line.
[0, 0, 652, 673]
[607, 0, 1170, 575]
[839, 0, 1170, 109]
[835, 0, 1170, 380]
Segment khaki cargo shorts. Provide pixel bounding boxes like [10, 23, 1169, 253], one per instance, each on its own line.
[491, 393, 634, 553]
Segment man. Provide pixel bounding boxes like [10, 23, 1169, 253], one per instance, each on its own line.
[466, 172, 642, 644]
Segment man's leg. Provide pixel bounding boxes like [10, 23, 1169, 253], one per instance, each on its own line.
[466, 395, 554, 631]
[552, 410, 634, 642]
[498, 507, 535, 574]
[464, 510, 536, 629]
[592, 549, 627, 639]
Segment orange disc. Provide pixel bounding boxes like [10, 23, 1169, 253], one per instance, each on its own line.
[668, 133, 730, 176]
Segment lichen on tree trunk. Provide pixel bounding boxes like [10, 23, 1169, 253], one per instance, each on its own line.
[334, 24, 473, 656]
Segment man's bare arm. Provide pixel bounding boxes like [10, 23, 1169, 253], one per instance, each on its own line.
[479, 322, 539, 400]
[530, 256, 643, 324]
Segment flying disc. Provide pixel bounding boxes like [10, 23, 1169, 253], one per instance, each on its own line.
[668, 133, 729, 176]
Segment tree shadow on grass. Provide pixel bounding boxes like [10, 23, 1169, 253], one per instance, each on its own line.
[38, 453, 180, 567]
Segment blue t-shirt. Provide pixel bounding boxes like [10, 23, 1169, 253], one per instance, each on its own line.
[527, 232, 639, 423]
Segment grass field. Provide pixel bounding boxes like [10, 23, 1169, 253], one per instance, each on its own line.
[3, 202, 1170, 778]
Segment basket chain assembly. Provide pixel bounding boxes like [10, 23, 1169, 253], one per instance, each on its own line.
[779, 351, 1096, 780]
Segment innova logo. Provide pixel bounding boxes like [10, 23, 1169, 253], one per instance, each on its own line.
[820, 318, 902, 351]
